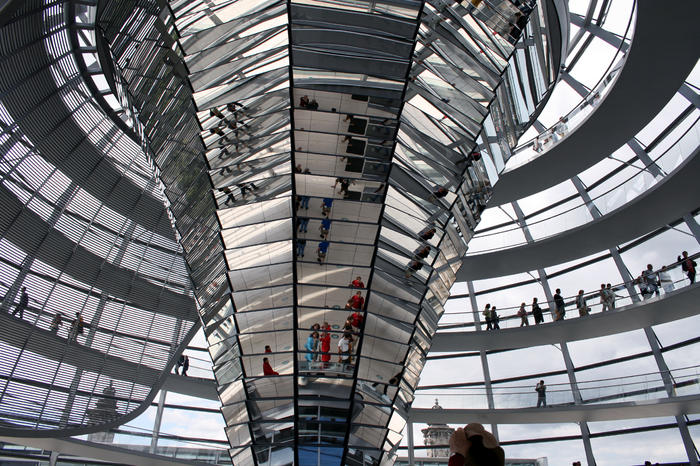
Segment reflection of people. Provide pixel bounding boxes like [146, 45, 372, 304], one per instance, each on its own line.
[317, 241, 329, 264]
[350, 276, 365, 288]
[320, 325, 331, 367]
[553, 116, 568, 141]
[296, 239, 306, 258]
[419, 226, 436, 241]
[305, 332, 318, 363]
[348, 291, 364, 310]
[263, 357, 279, 375]
[338, 333, 353, 365]
[448, 423, 505, 466]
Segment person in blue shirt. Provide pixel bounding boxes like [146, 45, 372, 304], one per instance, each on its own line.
[322, 198, 333, 217]
[320, 218, 331, 239]
[317, 240, 329, 264]
[305, 332, 318, 364]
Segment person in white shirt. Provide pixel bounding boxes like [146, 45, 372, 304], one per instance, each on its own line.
[659, 265, 674, 294]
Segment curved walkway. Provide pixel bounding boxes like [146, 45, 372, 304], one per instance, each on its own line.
[431, 282, 700, 352]
[457, 146, 700, 280]
[0, 435, 208, 466]
[0, 183, 194, 318]
[408, 394, 700, 424]
[0, 31, 175, 239]
[488, 1, 700, 206]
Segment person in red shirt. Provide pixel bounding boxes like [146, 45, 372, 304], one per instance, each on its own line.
[350, 311, 363, 329]
[262, 357, 278, 376]
[320, 329, 331, 366]
[349, 291, 364, 309]
[350, 276, 365, 288]
[448, 424, 504, 466]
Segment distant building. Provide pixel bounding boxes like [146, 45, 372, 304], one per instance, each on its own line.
[420, 399, 454, 457]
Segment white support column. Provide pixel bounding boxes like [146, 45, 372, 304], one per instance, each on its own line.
[683, 214, 700, 243]
[407, 421, 415, 465]
[644, 327, 698, 465]
[150, 390, 167, 454]
[572, 176, 639, 301]
[610, 248, 698, 464]
[468, 281, 498, 439]
[560, 341, 596, 466]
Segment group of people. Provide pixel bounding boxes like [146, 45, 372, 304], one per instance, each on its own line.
[484, 252, 698, 328]
[209, 101, 249, 155]
[263, 278, 367, 376]
[8, 287, 85, 342]
[299, 95, 319, 111]
[220, 182, 259, 206]
[532, 116, 569, 152]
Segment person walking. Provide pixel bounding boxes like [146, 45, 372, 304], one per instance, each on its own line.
[176, 354, 185, 374]
[532, 298, 543, 325]
[317, 240, 329, 264]
[491, 306, 500, 330]
[517, 303, 529, 327]
[680, 251, 697, 284]
[553, 289, 565, 321]
[605, 283, 617, 310]
[181, 355, 190, 376]
[11, 287, 29, 319]
[482, 304, 492, 330]
[536, 380, 547, 407]
[576, 290, 589, 316]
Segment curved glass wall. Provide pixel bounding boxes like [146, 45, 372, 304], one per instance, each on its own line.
[89, 0, 564, 464]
